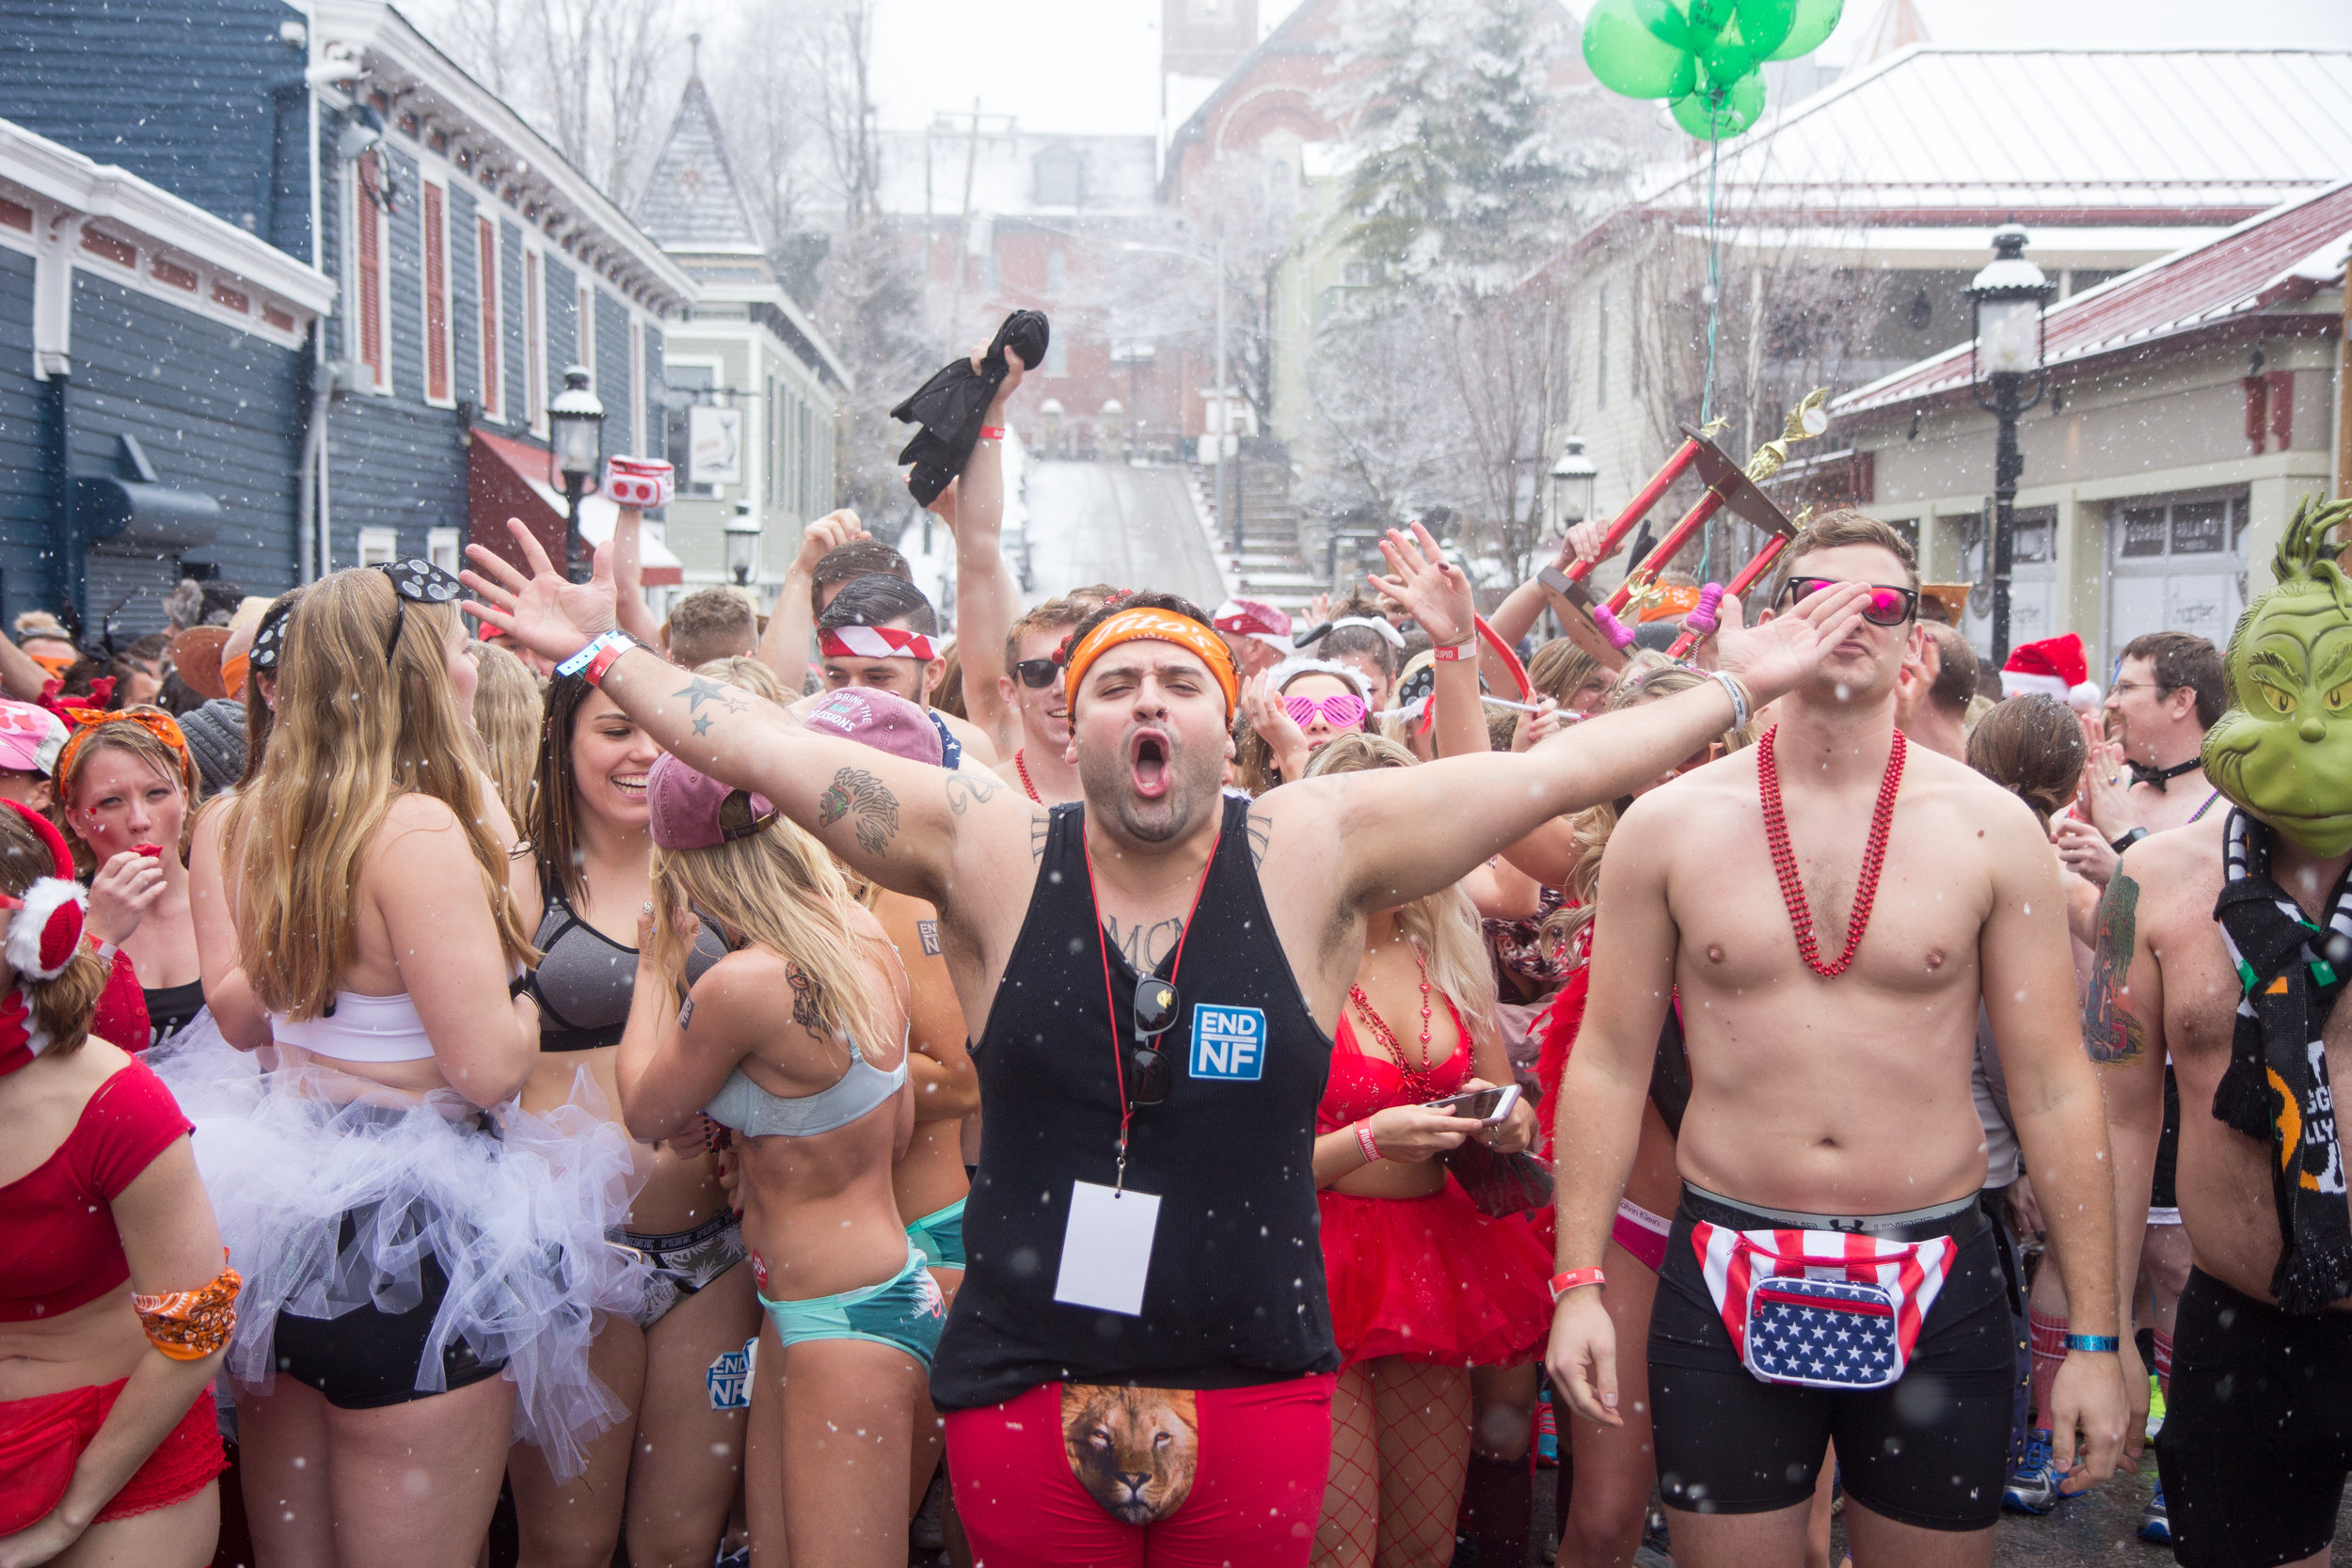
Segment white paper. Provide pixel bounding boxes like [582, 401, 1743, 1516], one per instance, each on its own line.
[1053, 1180, 1161, 1317]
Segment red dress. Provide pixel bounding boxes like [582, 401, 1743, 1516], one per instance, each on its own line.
[1316, 1006, 1555, 1368]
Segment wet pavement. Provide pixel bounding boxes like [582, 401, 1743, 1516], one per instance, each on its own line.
[1019, 461, 1227, 610]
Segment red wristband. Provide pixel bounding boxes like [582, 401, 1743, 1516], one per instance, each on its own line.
[1432, 641, 1473, 662]
[1549, 1267, 1605, 1301]
[583, 636, 635, 688]
[1354, 1122, 1382, 1164]
[978, 425, 1007, 441]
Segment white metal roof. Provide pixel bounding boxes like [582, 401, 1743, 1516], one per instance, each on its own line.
[1632, 47, 2352, 220]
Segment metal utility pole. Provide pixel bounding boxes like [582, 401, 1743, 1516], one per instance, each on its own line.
[948, 98, 981, 352]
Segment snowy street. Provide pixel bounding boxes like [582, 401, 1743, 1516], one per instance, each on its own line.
[1016, 461, 1229, 610]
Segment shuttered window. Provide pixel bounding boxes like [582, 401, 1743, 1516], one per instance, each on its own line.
[478, 217, 501, 419]
[525, 249, 545, 431]
[355, 155, 387, 390]
[421, 182, 452, 404]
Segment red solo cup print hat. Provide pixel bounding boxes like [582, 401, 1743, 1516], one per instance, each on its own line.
[1212, 597, 1295, 653]
[0, 699, 68, 777]
[646, 752, 778, 851]
[801, 688, 944, 767]
[2001, 633, 2101, 709]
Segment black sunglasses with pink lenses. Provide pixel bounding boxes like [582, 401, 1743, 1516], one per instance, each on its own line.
[1776, 576, 1918, 627]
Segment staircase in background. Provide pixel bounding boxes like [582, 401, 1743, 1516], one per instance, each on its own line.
[1194, 456, 1322, 616]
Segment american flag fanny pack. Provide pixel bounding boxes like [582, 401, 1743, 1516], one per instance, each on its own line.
[1692, 1224, 1959, 1390]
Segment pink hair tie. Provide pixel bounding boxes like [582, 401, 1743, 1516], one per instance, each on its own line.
[1684, 583, 1726, 638]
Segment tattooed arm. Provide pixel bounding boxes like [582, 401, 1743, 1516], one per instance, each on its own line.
[2089, 853, 2168, 1462]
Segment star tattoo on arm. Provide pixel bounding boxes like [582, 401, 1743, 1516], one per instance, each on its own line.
[817, 768, 899, 856]
[677, 675, 733, 712]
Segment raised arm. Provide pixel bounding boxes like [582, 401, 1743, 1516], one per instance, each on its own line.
[1982, 795, 2128, 1484]
[0, 632, 54, 702]
[1265, 580, 1869, 915]
[937, 349, 1027, 758]
[609, 506, 662, 647]
[1543, 799, 1682, 1424]
[464, 521, 1032, 907]
[1369, 525, 1487, 762]
[755, 511, 870, 690]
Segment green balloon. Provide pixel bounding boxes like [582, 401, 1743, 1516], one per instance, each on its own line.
[1583, 0, 1699, 100]
[1701, 0, 1796, 81]
[1671, 68, 1767, 139]
[1767, 0, 1843, 60]
[1680, 0, 1736, 40]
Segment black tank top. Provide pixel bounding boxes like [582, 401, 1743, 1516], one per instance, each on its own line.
[930, 794, 1340, 1411]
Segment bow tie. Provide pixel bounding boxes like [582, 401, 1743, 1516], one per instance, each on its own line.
[2128, 758, 2201, 792]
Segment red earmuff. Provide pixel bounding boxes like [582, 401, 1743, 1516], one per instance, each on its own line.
[0, 799, 86, 981]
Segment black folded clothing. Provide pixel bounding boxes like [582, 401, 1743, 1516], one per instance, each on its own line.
[891, 309, 1050, 507]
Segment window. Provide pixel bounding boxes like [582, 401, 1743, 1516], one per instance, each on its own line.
[524, 249, 546, 433]
[1045, 248, 1067, 297]
[577, 283, 595, 382]
[426, 528, 461, 575]
[1596, 285, 1610, 411]
[421, 181, 453, 405]
[358, 528, 399, 566]
[353, 153, 392, 392]
[1044, 333, 1069, 378]
[2106, 490, 2251, 654]
[477, 216, 501, 419]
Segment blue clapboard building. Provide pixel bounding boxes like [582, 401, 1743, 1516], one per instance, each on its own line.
[0, 0, 691, 629]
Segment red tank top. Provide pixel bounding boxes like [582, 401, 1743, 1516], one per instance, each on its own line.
[1315, 991, 1472, 1133]
[0, 1057, 192, 1321]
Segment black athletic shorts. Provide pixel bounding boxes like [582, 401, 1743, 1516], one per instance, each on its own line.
[2150, 1066, 2181, 1212]
[2158, 1267, 2352, 1568]
[1647, 1190, 2013, 1531]
[271, 1206, 509, 1409]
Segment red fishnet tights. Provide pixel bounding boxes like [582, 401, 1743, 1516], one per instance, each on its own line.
[1315, 1358, 1472, 1568]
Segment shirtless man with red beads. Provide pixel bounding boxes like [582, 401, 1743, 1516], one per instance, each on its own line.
[1546, 511, 2128, 1568]
[465, 519, 1875, 1568]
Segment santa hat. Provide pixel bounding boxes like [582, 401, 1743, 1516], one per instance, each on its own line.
[2001, 633, 2102, 711]
[0, 800, 85, 984]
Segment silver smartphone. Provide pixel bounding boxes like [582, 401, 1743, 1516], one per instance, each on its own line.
[1424, 1083, 1520, 1125]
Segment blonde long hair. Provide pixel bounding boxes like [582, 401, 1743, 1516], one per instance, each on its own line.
[468, 639, 543, 832]
[651, 814, 893, 1065]
[1546, 657, 1759, 958]
[226, 569, 533, 1019]
[1301, 731, 1503, 1058]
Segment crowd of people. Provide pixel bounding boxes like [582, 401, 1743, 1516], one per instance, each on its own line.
[1, 339, 2346, 1568]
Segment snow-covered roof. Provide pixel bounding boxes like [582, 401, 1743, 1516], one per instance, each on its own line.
[636, 76, 765, 257]
[877, 128, 1159, 221]
[1631, 47, 2352, 224]
[1834, 180, 2352, 417]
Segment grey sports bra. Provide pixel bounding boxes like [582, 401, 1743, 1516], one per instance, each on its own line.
[703, 1046, 908, 1138]
[524, 892, 728, 1053]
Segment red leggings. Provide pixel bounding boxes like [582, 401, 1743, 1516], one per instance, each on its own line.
[946, 1375, 1335, 1568]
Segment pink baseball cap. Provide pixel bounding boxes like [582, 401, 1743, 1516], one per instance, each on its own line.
[0, 698, 69, 776]
[646, 752, 777, 850]
[801, 688, 944, 767]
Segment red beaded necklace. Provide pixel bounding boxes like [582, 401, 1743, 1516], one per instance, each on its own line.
[1757, 723, 1906, 979]
[1013, 749, 1042, 803]
[1348, 940, 1441, 1101]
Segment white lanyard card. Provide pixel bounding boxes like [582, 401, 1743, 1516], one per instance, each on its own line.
[1053, 1180, 1161, 1317]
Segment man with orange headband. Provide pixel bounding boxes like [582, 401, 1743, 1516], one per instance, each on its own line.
[463, 519, 1878, 1568]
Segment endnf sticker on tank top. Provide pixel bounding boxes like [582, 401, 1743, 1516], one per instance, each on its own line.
[1055, 1180, 1160, 1316]
[1189, 1005, 1266, 1081]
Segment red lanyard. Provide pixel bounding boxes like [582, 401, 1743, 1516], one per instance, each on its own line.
[1081, 820, 1220, 1186]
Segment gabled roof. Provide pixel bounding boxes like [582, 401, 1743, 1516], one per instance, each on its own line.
[1834, 180, 2352, 417]
[1632, 47, 2352, 225]
[635, 75, 764, 257]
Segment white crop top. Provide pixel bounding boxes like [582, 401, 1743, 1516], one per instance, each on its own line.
[269, 991, 436, 1063]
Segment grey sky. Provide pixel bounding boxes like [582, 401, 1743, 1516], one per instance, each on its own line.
[870, 0, 2352, 135]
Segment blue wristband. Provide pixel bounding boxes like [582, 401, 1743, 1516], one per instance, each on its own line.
[2063, 1333, 2120, 1354]
[555, 630, 628, 678]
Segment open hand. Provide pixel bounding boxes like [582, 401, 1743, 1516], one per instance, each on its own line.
[2079, 738, 2137, 837]
[1711, 581, 1869, 705]
[85, 848, 167, 946]
[1369, 522, 1475, 648]
[462, 519, 619, 664]
[1240, 671, 1312, 783]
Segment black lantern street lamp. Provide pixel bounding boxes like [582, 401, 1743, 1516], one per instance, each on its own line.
[725, 502, 760, 587]
[1548, 436, 1597, 536]
[1968, 225, 2052, 662]
[548, 365, 605, 582]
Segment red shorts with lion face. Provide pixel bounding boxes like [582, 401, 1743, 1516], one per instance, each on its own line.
[946, 1375, 1335, 1567]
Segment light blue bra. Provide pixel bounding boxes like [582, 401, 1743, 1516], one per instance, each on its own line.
[703, 1046, 907, 1138]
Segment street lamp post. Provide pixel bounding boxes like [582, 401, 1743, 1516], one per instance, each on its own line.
[725, 502, 760, 587]
[547, 365, 605, 583]
[1548, 436, 1597, 537]
[1968, 226, 2052, 662]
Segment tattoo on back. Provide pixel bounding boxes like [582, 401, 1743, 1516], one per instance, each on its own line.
[786, 961, 820, 1029]
[1247, 808, 1271, 870]
[946, 773, 1002, 815]
[2084, 873, 2148, 1065]
[818, 768, 899, 856]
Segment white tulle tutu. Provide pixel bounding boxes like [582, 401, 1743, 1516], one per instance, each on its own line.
[147, 1030, 646, 1480]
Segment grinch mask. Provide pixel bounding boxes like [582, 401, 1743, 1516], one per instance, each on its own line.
[2202, 494, 2352, 857]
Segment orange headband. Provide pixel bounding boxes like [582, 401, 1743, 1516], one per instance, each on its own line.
[1062, 608, 1240, 716]
[56, 707, 199, 800]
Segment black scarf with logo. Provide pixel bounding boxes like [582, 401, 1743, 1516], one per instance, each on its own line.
[2213, 809, 2352, 1314]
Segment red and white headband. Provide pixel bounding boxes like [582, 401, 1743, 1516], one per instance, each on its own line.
[820, 626, 939, 662]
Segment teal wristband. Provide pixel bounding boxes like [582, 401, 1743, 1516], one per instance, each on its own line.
[2063, 1333, 2120, 1354]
